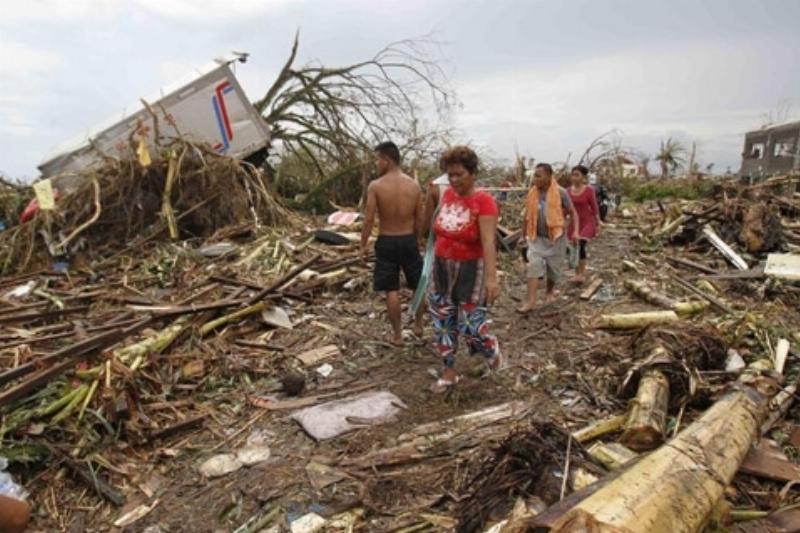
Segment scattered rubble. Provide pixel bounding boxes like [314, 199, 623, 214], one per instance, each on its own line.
[0, 165, 797, 532]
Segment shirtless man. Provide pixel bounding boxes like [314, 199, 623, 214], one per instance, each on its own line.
[360, 141, 425, 345]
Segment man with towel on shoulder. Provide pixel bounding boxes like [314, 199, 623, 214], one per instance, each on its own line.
[517, 163, 579, 313]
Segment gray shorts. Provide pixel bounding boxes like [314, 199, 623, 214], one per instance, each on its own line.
[526, 237, 566, 281]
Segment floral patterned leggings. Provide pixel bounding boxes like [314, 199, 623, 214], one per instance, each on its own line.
[427, 256, 499, 368]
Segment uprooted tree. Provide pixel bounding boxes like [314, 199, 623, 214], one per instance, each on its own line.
[255, 32, 456, 208]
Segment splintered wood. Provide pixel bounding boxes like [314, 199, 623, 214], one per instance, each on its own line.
[296, 344, 340, 367]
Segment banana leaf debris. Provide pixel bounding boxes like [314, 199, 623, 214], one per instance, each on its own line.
[0, 161, 798, 532]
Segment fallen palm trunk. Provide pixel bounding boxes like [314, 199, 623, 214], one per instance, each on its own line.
[595, 311, 679, 330]
[550, 376, 781, 533]
[624, 280, 708, 316]
[620, 368, 670, 451]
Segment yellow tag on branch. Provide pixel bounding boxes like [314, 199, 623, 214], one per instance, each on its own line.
[33, 179, 56, 210]
[136, 138, 152, 167]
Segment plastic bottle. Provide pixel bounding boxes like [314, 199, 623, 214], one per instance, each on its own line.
[0, 458, 26, 501]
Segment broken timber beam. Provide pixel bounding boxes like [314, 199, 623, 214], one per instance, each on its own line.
[703, 225, 748, 270]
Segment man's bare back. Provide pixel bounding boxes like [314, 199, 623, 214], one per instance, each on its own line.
[368, 170, 422, 236]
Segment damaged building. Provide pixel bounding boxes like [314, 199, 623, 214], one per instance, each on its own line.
[740, 120, 800, 178]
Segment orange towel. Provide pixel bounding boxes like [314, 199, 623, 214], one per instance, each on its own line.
[526, 178, 564, 242]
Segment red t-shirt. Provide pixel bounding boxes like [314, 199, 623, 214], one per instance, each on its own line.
[433, 188, 499, 261]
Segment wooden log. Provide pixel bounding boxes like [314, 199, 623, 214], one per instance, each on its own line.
[620, 369, 670, 451]
[580, 278, 603, 301]
[550, 381, 777, 533]
[572, 414, 627, 444]
[703, 225, 748, 270]
[595, 311, 679, 330]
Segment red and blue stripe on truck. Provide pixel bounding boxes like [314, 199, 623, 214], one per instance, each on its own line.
[212, 80, 235, 153]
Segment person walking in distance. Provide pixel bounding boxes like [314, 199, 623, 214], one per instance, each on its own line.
[567, 165, 601, 283]
[361, 142, 425, 346]
[517, 163, 579, 313]
[428, 146, 502, 391]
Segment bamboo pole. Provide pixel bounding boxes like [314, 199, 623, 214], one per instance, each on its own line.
[550, 380, 777, 533]
[161, 152, 179, 240]
[595, 311, 679, 330]
[114, 319, 187, 364]
[199, 302, 268, 336]
[620, 369, 669, 451]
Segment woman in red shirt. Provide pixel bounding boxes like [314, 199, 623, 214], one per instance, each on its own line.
[567, 165, 601, 283]
[429, 146, 501, 391]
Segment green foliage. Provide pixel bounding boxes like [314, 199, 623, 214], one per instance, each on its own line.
[621, 178, 714, 203]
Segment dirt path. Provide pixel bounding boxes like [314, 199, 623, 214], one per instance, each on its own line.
[70, 224, 630, 533]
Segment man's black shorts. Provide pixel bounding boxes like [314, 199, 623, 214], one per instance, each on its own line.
[373, 234, 423, 292]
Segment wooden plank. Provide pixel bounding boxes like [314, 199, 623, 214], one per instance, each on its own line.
[775, 339, 790, 375]
[703, 225, 749, 270]
[579, 278, 603, 301]
[740, 439, 800, 483]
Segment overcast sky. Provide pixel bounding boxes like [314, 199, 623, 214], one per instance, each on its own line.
[2, 0, 799, 180]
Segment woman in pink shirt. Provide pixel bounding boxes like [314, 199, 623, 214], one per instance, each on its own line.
[567, 165, 600, 283]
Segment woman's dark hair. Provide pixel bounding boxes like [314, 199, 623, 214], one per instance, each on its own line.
[374, 141, 401, 165]
[535, 162, 553, 176]
[572, 164, 589, 176]
[441, 146, 479, 174]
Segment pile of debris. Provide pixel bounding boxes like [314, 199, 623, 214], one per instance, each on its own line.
[0, 168, 797, 533]
[0, 139, 288, 274]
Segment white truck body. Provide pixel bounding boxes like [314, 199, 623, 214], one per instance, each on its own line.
[38, 54, 270, 181]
